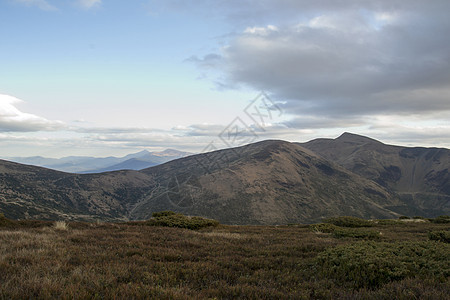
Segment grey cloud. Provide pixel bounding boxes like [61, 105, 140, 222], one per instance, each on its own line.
[186, 1, 450, 122]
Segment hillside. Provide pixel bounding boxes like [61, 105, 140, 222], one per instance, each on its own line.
[302, 133, 450, 216]
[0, 160, 154, 221]
[1, 136, 448, 224]
[135, 140, 402, 224]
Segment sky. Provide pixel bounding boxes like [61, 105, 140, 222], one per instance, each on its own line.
[1, 0, 450, 158]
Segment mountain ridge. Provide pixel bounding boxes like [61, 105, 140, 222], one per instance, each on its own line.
[0, 134, 448, 224]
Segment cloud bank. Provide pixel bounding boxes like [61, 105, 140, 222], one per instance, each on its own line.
[0, 94, 65, 132]
[187, 0, 450, 136]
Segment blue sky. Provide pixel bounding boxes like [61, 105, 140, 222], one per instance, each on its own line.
[1, 0, 450, 157]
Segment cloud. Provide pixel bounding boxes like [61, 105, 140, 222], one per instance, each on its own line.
[0, 94, 65, 132]
[77, 0, 101, 9]
[14, 0, 57, 11]
[181, 0, 450, 147]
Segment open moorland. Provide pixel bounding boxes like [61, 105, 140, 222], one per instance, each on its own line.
[0, 213, 449, 299]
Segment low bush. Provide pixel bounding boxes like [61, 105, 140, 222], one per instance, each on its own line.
[151, 211, 177, 218]
[375, 219, 404, 225]
[309, 223, 337, 233]
[323, 216, 373, 227]
[310, 223, 380, 239]
[399, 216, 410, 220]
[147, 211, 219, 230]
[430, 215, 450, 224]
[332, 228, 381, 240]
[0, 213, 14, 227]
[315, 241, 450, 289]
[428, 230, 450, 243]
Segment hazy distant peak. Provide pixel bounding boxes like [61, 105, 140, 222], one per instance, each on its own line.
[152, 149, 191, 157]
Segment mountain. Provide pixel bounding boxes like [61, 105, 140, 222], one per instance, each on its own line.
[1, 135, 448, 224]
[4, 149, 192, 173]
[1, 139, 407, 224]
[134, 140, 402, 224]
[0, 159, 154, 221]
[301, 132, 450, 216]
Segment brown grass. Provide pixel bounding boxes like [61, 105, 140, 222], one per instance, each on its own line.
[0, 220, 449, 299]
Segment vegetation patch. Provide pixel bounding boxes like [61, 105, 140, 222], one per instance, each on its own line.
[323, 216, 374, 227]
[430, 215, 450, 224]
[0, 213, 14, 227]
[331, 227, 381, 240]
[310, 222, 380, 239]
[309, 223, 338, 233]
[315, 241, 450, 289]
[147, 211, 219, 230]
[428, 230, 450, 243]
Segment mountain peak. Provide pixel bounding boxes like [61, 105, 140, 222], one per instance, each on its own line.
[336, 132, 383, 144]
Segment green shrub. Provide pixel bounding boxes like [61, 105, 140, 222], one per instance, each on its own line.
[0, 213, 13, 227]
[147, 212, 219, 230]
[413, 216, 425, 219]
[323, 216, 373, 228]
[430, 215, 450, 224]
[375, 219, 404, 225]
[399, 216, 410, 220]
[332, 228, 381, 240]
[151, 211, 177, 218]
[309, 223, 338, 233]
[428, 231, 450, 243]
[315, 241, 450, 289]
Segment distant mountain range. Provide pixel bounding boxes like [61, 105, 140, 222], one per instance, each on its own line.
[3, 149, 192, 173]
[0, 133, 448, 224]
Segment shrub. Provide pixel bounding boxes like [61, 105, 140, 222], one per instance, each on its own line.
[0, 213, 14, 227]
[428, 231, 450, 243]
[309, 223, 338, 233]
[399, 216, 410, 220]
[323, 216, 373, 227]
[430, 215, 450, 224]
[315, 241, 450, 289]
[152, 211, 177, 218]
[375, 219, 404, 225]
[147, 212, 219, 230]
[413, 216, 425, 219]
[331, 228, 381, 240]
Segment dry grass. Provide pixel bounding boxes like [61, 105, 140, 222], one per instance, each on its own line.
[53, 221, 69, 231]
[0, 220, 449, 299]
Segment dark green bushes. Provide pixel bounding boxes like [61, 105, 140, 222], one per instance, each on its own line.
[323, 216, 373, 227]
[430, 215, 450, 224]
[310, 222, 380, 240]
[315, 241, 450, 288]
[147, 211, 219, 230]
[428, 230, 450, 243]
[331, 227, 381, 240]
[0, 213, 13, 227]
[309, 223, 337, 233]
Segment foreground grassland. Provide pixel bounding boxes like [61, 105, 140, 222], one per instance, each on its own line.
[0, 216, 449, 299]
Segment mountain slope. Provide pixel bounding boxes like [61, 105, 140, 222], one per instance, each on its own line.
[0, 160, 155, 221]
[131, 140, 402, 224]
[1, 136, 448, 224]
[301, 133, 450, 216]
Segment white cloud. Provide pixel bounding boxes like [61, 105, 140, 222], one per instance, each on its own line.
[0, 94, 65, 132]
[14, 0, 57, 11]
[77, 0, 102, 9]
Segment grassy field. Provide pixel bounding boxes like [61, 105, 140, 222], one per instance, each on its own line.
[0, 214, 449, 299]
